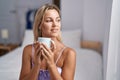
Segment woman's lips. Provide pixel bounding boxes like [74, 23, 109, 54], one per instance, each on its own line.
[51, 29, 58, 33]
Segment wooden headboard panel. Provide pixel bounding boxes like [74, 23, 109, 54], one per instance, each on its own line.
[81, 40, 102, 54]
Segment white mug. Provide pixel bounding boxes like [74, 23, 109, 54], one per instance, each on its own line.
[38, 37, 54, 48]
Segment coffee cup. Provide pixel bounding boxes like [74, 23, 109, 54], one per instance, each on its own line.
[38, 37, 54, 48]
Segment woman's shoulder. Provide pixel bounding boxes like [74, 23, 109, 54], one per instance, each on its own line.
[62, 47, 76, 66]
[22, 44, 33, 56]
[65, 47, 76, 53]
[64, 47, 76, 57]
[23, 44, 33, 51]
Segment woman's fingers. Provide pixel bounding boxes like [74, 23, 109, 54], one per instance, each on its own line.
[41, 43, 52, 54]
[35, 43, 40, 55]
[41, 43, 54, 58]
[33, 42, 42, 65]
[34, 42, 43, 61]
[41, 49, 48, 60]
[41, 44, 50, 57]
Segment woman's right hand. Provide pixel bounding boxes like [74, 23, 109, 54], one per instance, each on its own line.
[33, 42, 42, 68]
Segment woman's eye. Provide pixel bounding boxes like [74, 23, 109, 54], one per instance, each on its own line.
[56, 18, 61, 22]
[46, 19, 52, 22]
[57, 19, 61, 22]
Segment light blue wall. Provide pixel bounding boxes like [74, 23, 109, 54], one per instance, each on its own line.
[0, 0, 20, 44]
[0, 0, 52, 45]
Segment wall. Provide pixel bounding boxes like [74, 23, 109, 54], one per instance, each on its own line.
[0, 0, 19, 44]
[61, 0, 107, 44]
[0, 0, 52, 45]
[83, 0, 106, 43]
[61, 0, 83, 30]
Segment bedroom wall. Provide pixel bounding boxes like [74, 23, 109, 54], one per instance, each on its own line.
[0, 0, 52, 45]
[61, 0, 108, 44]
[83, 0, 106, 43]
[0, 0, 19, 44]
[61, 0, 83, 30]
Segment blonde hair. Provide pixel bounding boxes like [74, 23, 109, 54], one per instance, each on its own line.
[33, 4, 62, 42]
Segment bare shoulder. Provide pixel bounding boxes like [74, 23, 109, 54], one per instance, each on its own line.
[64, 47, 76, 58]
[62, 47, 76, 70]
[22, 44, 33, 57]
[65, 47, 76, 54]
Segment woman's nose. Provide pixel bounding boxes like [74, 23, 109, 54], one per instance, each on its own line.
[53, 20, 57, 27]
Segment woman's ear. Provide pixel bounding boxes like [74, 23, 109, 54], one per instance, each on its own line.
[39, 24, 42, 30]
[39, 22, 43, 30]
[39, 26, 41, 30]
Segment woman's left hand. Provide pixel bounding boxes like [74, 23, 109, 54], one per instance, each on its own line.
[40, 43, 55, 66]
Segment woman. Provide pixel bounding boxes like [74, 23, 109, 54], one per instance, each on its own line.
[19, 4, 76, 80]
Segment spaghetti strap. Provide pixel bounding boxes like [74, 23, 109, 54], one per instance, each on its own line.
[55, 47, 66, 64]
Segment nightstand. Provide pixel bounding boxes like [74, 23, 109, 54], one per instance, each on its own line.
[0, 44, 19, 56]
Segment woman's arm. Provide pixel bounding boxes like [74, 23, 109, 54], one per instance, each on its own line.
[19, 45, 40, 80]
[61, 48, 76, 80]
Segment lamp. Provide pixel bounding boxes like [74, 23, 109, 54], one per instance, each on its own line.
[1, 29, 9, 45]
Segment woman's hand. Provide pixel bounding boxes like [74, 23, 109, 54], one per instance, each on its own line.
[41, 43, 55, 66]
[33, 42, 42, 68]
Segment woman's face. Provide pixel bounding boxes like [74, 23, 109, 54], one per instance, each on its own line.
[40, 9, 61, 38]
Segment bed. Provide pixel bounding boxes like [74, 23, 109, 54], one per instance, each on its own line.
[0, 30, 103, 80]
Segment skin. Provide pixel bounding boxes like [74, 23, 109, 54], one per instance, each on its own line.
[19, 9, 76, 80]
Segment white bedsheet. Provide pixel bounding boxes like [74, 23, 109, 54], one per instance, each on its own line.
[75, 48, 102, 80]
[0, 30, 103, 80]
[0, 47, 23, 80]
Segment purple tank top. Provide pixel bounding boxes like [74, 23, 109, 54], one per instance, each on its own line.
[32, 63, 50, 80]
[38, 70, 50, 80]
[32, 44, 66, 80]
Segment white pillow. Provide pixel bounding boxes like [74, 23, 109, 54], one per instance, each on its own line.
[62, 29, 81, 48]
[22, 30, 34, 46]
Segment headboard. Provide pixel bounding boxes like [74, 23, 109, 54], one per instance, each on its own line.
[81, 40, 102, 54]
